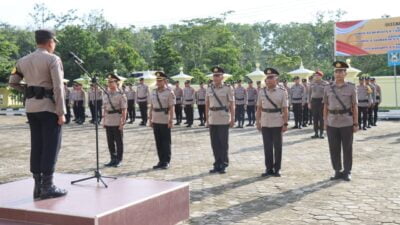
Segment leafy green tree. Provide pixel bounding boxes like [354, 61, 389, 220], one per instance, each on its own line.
[153, 36, 182, 76]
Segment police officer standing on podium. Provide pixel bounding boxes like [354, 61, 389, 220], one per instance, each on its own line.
[9, 29, 67, 200]
[256, 68, 289, 177]
[323, 61, 358, 181]
[149, 72, 175, 169]
[206, 66, 235, 174]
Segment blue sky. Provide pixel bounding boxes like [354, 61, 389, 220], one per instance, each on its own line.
[0, 0, 398, 28]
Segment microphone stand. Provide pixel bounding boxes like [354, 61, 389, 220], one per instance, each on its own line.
[70, 58, 116, 188]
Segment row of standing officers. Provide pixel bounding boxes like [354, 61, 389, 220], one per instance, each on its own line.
[8, 29, 376, 201]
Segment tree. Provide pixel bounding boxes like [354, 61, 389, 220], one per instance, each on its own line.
[153, 36, 182, 76]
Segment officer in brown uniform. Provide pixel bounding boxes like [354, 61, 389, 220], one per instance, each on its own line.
[103, 74, 127, 168]
[173, 81, 183, 125]
[365, 77, 376, 128]
[125, 83, 136, 124]
[9, 29, 67, 200]
[137, 78, 150, 126]
[323, 61, 358, 181]
[234, 80, 247, 128]
[302, 78, 310, 127]
[73, 82, 86, 125]
[88, 84, 103, 124]
[256, 68, 289, 177]
[246, 81, 258, 126]
[206, 66, 235, 174]
[196, 81, 207, 126]
[290, 76, 306, 129]
[149, 72, 175, 169]
[64, 80, 71, 124]
[183, 80, 195, 127]
[357, 77, 372, 130]
[309, 71, 329, 138]
[370, 78, 381, 126]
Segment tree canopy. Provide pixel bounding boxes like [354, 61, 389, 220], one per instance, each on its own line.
[0, 4, 395, 84]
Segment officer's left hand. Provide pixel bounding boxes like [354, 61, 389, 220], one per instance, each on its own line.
[168, 120, 173, 128]
[119, 123, 124, 131]
[229, 120, 235, 128]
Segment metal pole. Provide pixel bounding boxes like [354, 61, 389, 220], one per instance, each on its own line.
[395, 65, 398, 107]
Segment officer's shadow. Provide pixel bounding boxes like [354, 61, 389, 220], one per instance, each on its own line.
[189, 179, 339, 224]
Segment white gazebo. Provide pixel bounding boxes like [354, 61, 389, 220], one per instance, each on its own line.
[246, 63, 266, 83]
[344, 59, 361, 82]
[171, 67, 193, 84]
[288, 61, 314, 80]
[137, 70, 157, 86]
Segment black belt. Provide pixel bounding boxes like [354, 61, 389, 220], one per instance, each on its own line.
[198, 99, 205, 101]
[25, 86, 54, 101]
[108, 110, 122, 114]
[358, 100, 369, 103]
[185, 99, 193, 101]
[376, 96, 380, 100]
[236, 98, 244, 101]
[292, 97, 302, 100]
[138, 97, 147, 99]
[312, 98, 323, 100]
[210, 107, 227, 111]
[329, 109, 351, 115]
[248, 99, 255, 102]
[262, 108, 282, 113]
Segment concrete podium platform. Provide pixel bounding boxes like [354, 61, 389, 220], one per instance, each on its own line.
[0, 173, 189, 225]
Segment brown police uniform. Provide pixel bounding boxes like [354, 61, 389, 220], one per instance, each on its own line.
[103, 88, 127, 165]
[125, 86, 136, 123]
[357, 81, 372, 130]
[324, 61, 358, 181]
[309, 76, 329, 137]
[234, 85, 247, 127]
[206, 66, 234, 173]
[196, 86, 207, 126]
[137, 83, 150, 125]
[150, 86, 175, 166]
[174, 86, 183, 125]
[183, 86, 195, 126]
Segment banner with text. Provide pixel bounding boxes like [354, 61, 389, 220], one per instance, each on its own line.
[335, 17, 400, 56]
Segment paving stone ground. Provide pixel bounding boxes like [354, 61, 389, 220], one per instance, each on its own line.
[0, 116, 399, 225]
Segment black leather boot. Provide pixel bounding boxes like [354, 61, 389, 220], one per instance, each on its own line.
[33, 173, 42, 200]
[40, 175, 68, 200]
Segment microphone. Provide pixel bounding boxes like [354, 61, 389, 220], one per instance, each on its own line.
[69, 51, 84, 64]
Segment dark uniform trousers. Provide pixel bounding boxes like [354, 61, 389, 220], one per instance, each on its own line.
[175, 104, 182, 124]
[184, 105, 194, 125]
[235, 104, 245, 126]
[27, 112, 62, 176]
[209, 125, 229, 168]
[302, 103, 309, 125]
[138, 101, 148, 124]
[247, 105, 256, 125]
[105, 126, 124, 162]
[327, 126, 353, 173]
[358, 106, 368, 129]
[373, 103, 379, 125]
[74, 100, 85, 123]
[127, 100, 136, 122]
[367, 107, 373, 126]
[311, 98, 324, 134]
[198, 104, 206, 124]
[153, 123, 171, 163]
[292, 103, 303, 126]
[72, 101, 78, 121]
[65, 99, 71, 124]
[89, 100, 102, 122]
[261, 127, 282, 172]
